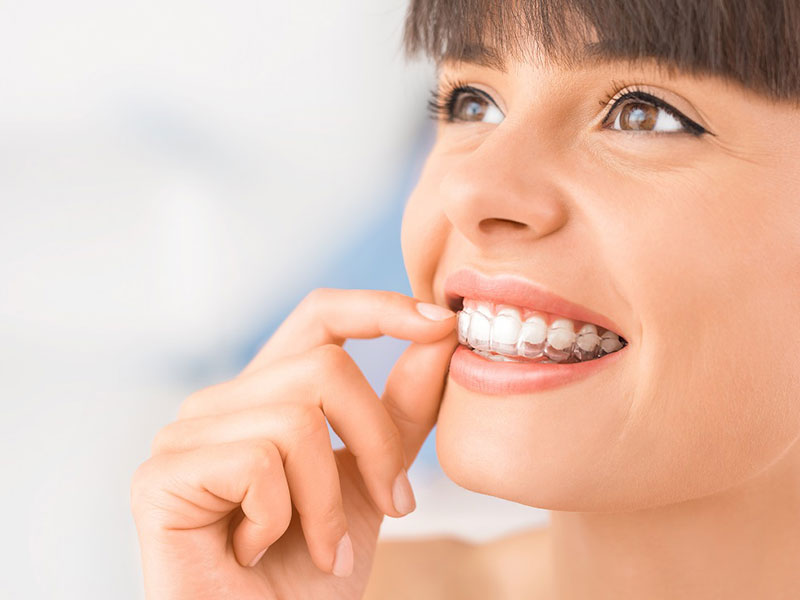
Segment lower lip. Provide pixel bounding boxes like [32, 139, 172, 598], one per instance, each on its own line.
[448, 344, 627, 395]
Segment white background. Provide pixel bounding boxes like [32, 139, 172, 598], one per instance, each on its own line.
[0, 2, 548, 597]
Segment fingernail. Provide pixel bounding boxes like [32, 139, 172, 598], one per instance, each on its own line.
[249, 546, 267, 567]
[392, 468, 416, 516]
[416, 302, 455, 321]
[332, 531, 353, 577]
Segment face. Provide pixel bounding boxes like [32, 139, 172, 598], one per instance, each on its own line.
[401, 53, 800, 511]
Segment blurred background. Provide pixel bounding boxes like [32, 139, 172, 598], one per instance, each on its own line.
[0, 1, 548, 597]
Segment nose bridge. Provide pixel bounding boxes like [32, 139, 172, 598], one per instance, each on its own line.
[439, 123, 569, 246]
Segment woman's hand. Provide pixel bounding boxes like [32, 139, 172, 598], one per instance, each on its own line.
[130, 289, 458, 599]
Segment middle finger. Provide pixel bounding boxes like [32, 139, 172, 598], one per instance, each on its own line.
[158, 344, 410, 518]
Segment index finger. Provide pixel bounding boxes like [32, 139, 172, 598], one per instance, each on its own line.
[241, 288, 456, 375]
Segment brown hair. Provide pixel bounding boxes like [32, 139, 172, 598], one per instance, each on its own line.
[402, 0, 800, 105]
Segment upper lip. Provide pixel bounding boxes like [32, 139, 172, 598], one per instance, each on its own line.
[443, 267, 628, 340]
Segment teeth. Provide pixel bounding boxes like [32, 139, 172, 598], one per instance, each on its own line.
[458, 299, 626, 363]
[472, 348, 525, 362]
[517, 314, 547, 359]
[475, 301, 493, 319]
[467, 310, 491, 351]
[490, 305, 522, 355]
[544, 318, 576, 362]
[573, 323, 602, 361]
[600, 329, 623, 354]
[457, 310, 471, 345]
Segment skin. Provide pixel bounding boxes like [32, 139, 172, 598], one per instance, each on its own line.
[402, 46, 800, 598]
[131, 289, 460, 599]
[130, 37, 800, 600]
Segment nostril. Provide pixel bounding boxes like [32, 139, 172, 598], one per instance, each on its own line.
[478, 218, 528, 235]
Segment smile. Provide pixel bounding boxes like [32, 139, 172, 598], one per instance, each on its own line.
[457, 298, 626, 364]
[443, 268, 630, 395]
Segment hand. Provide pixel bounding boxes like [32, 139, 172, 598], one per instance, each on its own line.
[130, 288, 458, 599]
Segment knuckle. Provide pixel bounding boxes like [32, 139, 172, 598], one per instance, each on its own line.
[275, 499, 293, 536]
[376, 424, 403, 459]
[287, 403, 326, 443]
[375, 289, 401, 311]
[130, 458, 159, 515]
[149, 421, 189, 456]
[249, 441, 277, 473]
[175, 379, 226, 420]
[309, 499, 346, 531]
[149, 427, 170, 456]
[311, 343, 350, 375]
[301, 287, 333, 314]
[176, 388, 204, 420]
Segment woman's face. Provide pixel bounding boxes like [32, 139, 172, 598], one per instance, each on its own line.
[401, 54, 800, 511]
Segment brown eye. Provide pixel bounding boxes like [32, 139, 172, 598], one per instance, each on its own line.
[618, 102, 659, 131]
[453, 93, 489, 121]
[605, 97, 686, 133]
[450, 89, 504, 124]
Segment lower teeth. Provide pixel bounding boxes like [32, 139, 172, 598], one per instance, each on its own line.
[468, 339, 627, 364]
[470, 348, 559, 363]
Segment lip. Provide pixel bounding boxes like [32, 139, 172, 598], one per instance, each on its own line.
[443, 268, 627, 340]
[449, 344, 627, 395]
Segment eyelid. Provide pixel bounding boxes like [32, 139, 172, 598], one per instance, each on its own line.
[603, 91, 682, 124]
[435, 79, 506, 122]
[464, 85, 506, 115]
[601, 86, 713, 135]
[459, 86, 499, 109]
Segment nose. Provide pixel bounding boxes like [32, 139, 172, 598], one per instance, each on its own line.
[439, 130, 569, 249]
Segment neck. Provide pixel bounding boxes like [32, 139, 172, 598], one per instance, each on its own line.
[547, 439, 800, 599]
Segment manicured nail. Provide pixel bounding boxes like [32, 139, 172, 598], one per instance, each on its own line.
[392, 468, 416, 515]
[249, 547, 267, 567]
[416, 302, 455, 321]
[332, 531, 353, 577]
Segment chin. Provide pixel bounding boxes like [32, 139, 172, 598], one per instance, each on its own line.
[433, 375, 747, 513]
[434, 377, 630, 512]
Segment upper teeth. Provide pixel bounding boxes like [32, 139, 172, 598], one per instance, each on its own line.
[457, 299, 625, 362]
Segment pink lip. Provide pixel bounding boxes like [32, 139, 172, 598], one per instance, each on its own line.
[449, 344, 627, 395]
[442, 267, 630, 395]
[443, 268, 627, 339]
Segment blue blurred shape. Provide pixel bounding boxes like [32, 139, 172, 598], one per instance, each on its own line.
[237, 118, 441, 466]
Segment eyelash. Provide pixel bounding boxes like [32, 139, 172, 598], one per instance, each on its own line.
[426, 77, 708, 137]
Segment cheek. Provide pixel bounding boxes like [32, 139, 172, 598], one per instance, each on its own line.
[628, 169, 800, 488]
[434, 176, 800, 512]
[627, 200, 800, 502]
[400, 176, 451, 298]
[436, 348, 800, 512]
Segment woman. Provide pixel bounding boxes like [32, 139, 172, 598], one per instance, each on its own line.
[130, 1, 800, 598]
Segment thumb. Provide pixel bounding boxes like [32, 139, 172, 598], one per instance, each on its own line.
[380, 328, 459, 468]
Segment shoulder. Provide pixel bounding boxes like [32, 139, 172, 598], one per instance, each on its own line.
[473, 526, 553, 600]
[362, 535, 491, 600]
[362, 527, 551, 600]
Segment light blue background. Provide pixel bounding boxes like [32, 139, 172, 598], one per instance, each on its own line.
[0, 3, 547, 598]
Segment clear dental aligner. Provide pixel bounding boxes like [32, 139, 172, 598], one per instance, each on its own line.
[456, 299, 628, 364]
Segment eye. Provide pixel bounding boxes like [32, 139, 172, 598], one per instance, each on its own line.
[602, 90, 707, 136]
[427, 82, 505, 124]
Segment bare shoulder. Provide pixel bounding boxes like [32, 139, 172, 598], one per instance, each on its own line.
[473, 526, 553, 600]
[362, 534, 491, 600]
[361, 527, 551, 600]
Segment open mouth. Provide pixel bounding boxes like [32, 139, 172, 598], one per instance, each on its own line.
[454, 298, 628, 365]
[443, 269, 630, 394]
